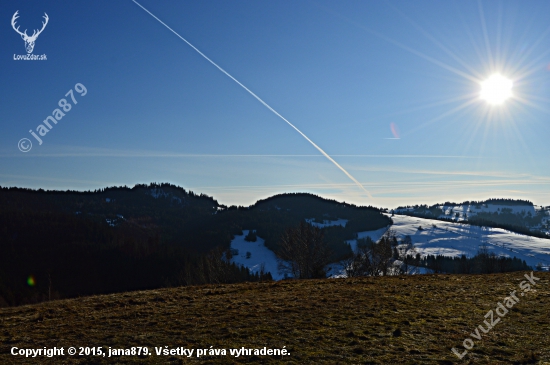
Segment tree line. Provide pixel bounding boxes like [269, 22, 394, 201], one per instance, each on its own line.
[276, 225, 535, 279]
[0, 185, 390, 307]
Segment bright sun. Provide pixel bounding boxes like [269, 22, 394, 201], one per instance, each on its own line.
[480, 74, 513, 105]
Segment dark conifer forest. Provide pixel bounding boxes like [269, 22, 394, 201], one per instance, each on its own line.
[0, 184, 390, 307]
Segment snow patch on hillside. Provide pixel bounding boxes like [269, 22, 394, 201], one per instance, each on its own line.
[229, 230, 285, 280]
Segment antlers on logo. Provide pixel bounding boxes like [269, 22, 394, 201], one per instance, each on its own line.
[11, 10, 49, 54]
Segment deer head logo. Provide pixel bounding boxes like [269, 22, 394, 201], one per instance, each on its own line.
[11, 11, 49, 54]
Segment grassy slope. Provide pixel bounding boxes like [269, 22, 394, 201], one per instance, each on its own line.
[1, 273, 549, 364]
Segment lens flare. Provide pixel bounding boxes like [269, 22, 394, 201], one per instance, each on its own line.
[27, 275, 35, 286]
[390, 123, 400, 138]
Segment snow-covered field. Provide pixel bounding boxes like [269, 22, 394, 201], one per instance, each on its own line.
[387, 214, 550, 270]
[230, 215, 550, 280]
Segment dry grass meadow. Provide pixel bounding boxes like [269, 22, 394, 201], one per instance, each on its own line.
[1, 272, 550, 364]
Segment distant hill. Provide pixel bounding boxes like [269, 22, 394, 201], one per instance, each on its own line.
[0, 184, 390, 307]
[230, 193, 390, 256]
[394, 198, 550, 238]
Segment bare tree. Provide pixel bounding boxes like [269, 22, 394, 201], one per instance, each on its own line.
[373, 230, 396, 275]
[340, 252, 361, 278]
[340, 239, 373, 277]
[395, 235, 416, 275]
[277, 221, 331, 279]
[342, 230, 398, 277]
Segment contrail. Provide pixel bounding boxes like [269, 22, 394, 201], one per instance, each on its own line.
[131, 0, 372, 199]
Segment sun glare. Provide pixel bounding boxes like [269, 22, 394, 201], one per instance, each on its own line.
[480, 74, 513, 105]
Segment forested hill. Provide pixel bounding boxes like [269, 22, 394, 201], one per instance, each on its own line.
[0, 183, 226, 253]
[0, 184, 390, 307]
[0, 185, 389, 253]
[221, 192, 391, 256]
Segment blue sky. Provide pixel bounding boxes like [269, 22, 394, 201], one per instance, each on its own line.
[1, 0, 550, 208]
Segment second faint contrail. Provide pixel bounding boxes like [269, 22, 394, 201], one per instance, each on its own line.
[131, 0, 372, 199]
